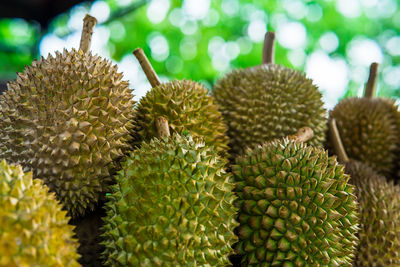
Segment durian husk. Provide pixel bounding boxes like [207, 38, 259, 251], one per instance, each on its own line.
[329, 117, 400, 266]
[0, 160, 80, 266]
[232, 138, 359, 266]
[213, 64, 327, 156]
[0, 49, 135, 218]
[344, 160, 400, 266]
[101, 133, 238, 266]
[133, 79, 229, 156]
[329, 97, 400, 177]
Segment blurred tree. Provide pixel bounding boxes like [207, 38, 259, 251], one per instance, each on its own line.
[0, 19, 38, 81]
[1, 0, 400, 108]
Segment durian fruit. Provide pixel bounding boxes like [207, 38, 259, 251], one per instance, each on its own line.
[0, 14, 135, 218]
[233, 127, 359, 266]
[0, 159, 80, 266]
[329, 62, 400, 176]
[329, 118, 400, 266]
[132, 48, 229, 156]
[213, 32, 326, 156]
[101, 117, 238, 266]
[71, 206, 106, 267]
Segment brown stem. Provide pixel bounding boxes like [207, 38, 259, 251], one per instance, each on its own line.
[79, 14, 97, 53]
[364, 62, 379, 98]
[328, 118, 349, 163]
[133, 48, 161, 88]
[155, 116, 170, 138]
[262, 32, 275, 64]
[288, 127, 314, 143]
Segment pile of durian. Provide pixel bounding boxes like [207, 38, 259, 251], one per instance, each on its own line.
[1, 14, 399, 267]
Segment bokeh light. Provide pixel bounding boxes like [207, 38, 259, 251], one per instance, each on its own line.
[147, 0, 170, 23]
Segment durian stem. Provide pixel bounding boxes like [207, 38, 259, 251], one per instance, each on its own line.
[133, 48, 161, 88]
[79, 14, 97, 53]
[364, 62, 379, 98]
[288, 127, 313, 143]
[262, 32, 275, 64]
[328, 118, 349, 163]
[156, 116, 170, 138]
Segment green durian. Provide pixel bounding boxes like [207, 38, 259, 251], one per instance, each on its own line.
[232, 127, 359, 266]
[329, 118, 400, 266]
[213, 32, 326, 156]
[132, 48, 229, 156]
[0, 15, 135, 218]
[101, 117, 237, 266]
[346, 161, 400, 266]
[329, 63, 400, 177]
[0, 159, 79, 266]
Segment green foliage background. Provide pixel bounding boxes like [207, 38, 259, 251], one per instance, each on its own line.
[1, 0, 399, 105]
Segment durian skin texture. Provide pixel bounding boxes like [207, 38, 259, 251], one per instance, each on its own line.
[101, 134, 238, 266]
[330, 98, 399, 176]
[0, 49, 135, 218]
[133, 79, 229, 156]
[0, 160, 80, 267]
[344, 160, 400, 266]
[232, 139, 359, 266]
[213, 64, 327, 156]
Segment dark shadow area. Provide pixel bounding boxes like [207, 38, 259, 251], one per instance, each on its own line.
[0, 0, 91, 28]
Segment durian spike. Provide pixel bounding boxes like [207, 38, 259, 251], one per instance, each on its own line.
[262, 32, 275, 64]
[364, 62, 379, 98]
[79, 14, 97, 53]
[156, 116, 170, 138]
[328, 118, 349, 163]
[133, 48, 161, 88]
[288, 127, 313, 143]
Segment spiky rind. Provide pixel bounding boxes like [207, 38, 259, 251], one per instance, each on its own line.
[0, 160, 79, 266]
[232, 139, 359, 266]
[213, 64, 327, 156]
[0, 49, 135, 217]
[345, 160, 400, 266]
[101, 134, 238, 266]
[133, 79, 229, 156]
[329, 97, 399, 176]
